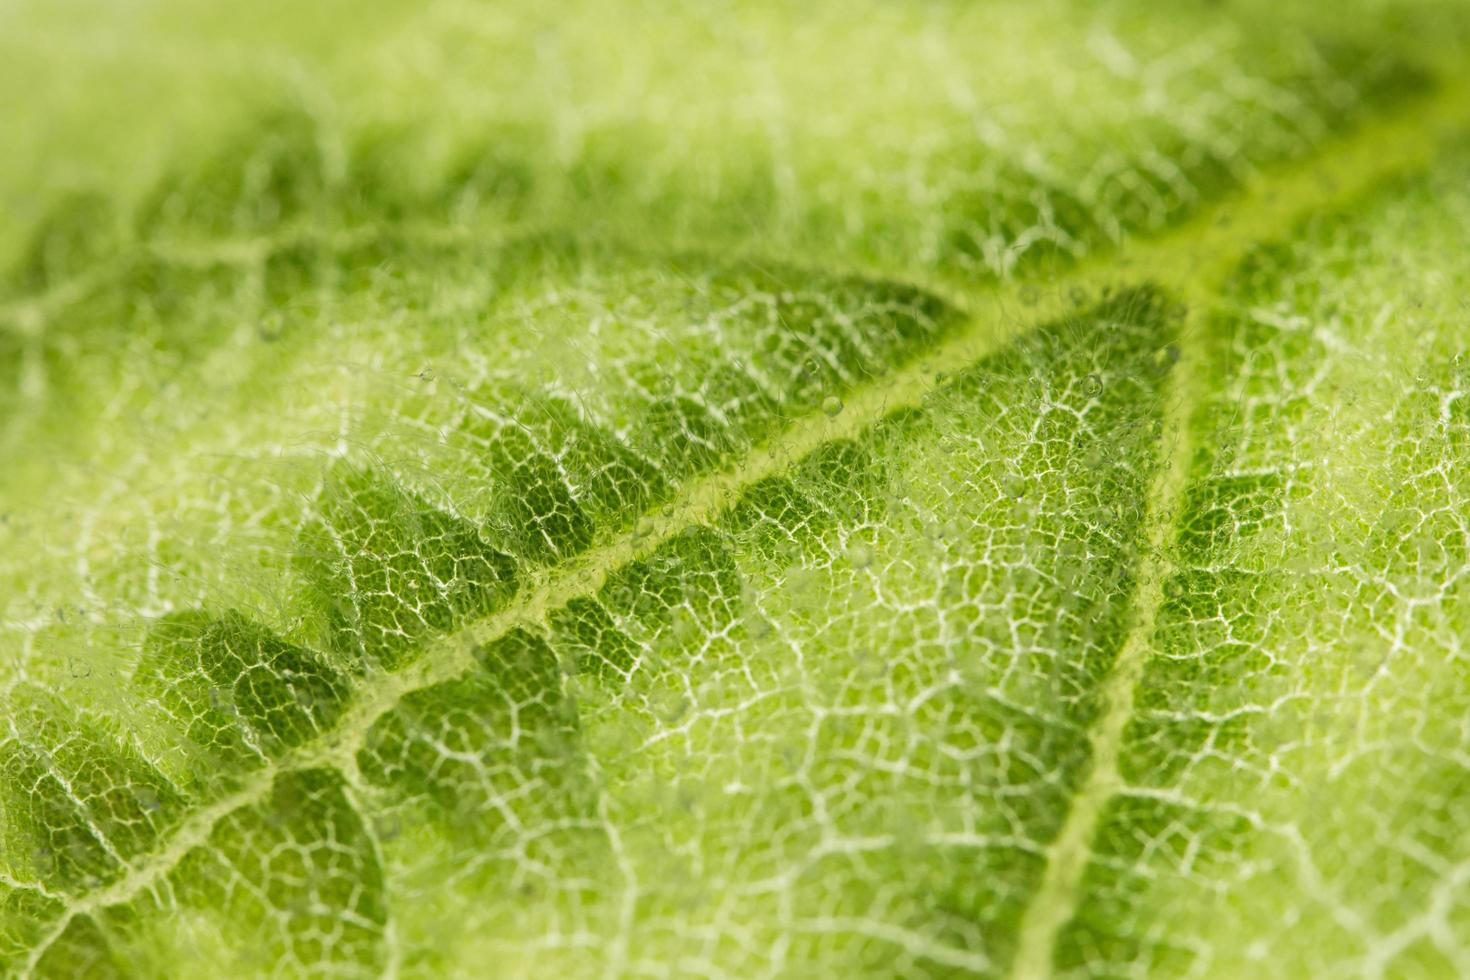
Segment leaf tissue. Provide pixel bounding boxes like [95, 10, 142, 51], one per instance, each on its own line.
[2, 1, 1470, 976]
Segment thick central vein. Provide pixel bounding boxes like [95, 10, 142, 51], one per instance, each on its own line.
[20, 75, 1470, 976]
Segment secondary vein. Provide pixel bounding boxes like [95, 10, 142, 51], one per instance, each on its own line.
[1004, 66, 1470, 980]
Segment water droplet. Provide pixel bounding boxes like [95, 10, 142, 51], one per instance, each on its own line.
[821, 395, 844, 417]
[925, 518, 963, 540]
[376, 815, 402, 841]
[745, 615, 773, 640]
[132, 786, 162, 813]
[846, 542, 874, 569]
[257, 312, 285, 343]
[785, 567, 818, 596]
[655, 691, 690, 723]
[855, 650, 886, 680]
[671, 610, 700, 641]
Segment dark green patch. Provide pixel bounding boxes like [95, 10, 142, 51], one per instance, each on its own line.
[0, 885, 66, 976]
[295, 464, 518, 670]
[728, 438, 887, 565]
[31, 914, 129, 980]
[357, 628, 586, 834]
[1054, 790, 1257, 977]
[8, 191, 120, 296]
[601, 526, 742, 640]
[136, 110, 330, 237]
[526, 394, 672, 523]
[137, 610, 348, 783]
[1175, 471, 1288, 559]
[172, 767, 387, 976]
[636, 393, 738, 478]
[549, 597, 641, 680]
[0, 691, 186, 894]
[461, 407, 597, 565]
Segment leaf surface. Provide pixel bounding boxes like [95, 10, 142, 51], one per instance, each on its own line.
[2, 1, 1470, 976]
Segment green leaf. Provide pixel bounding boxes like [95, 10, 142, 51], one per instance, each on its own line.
[3, 1, 1470, 976]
